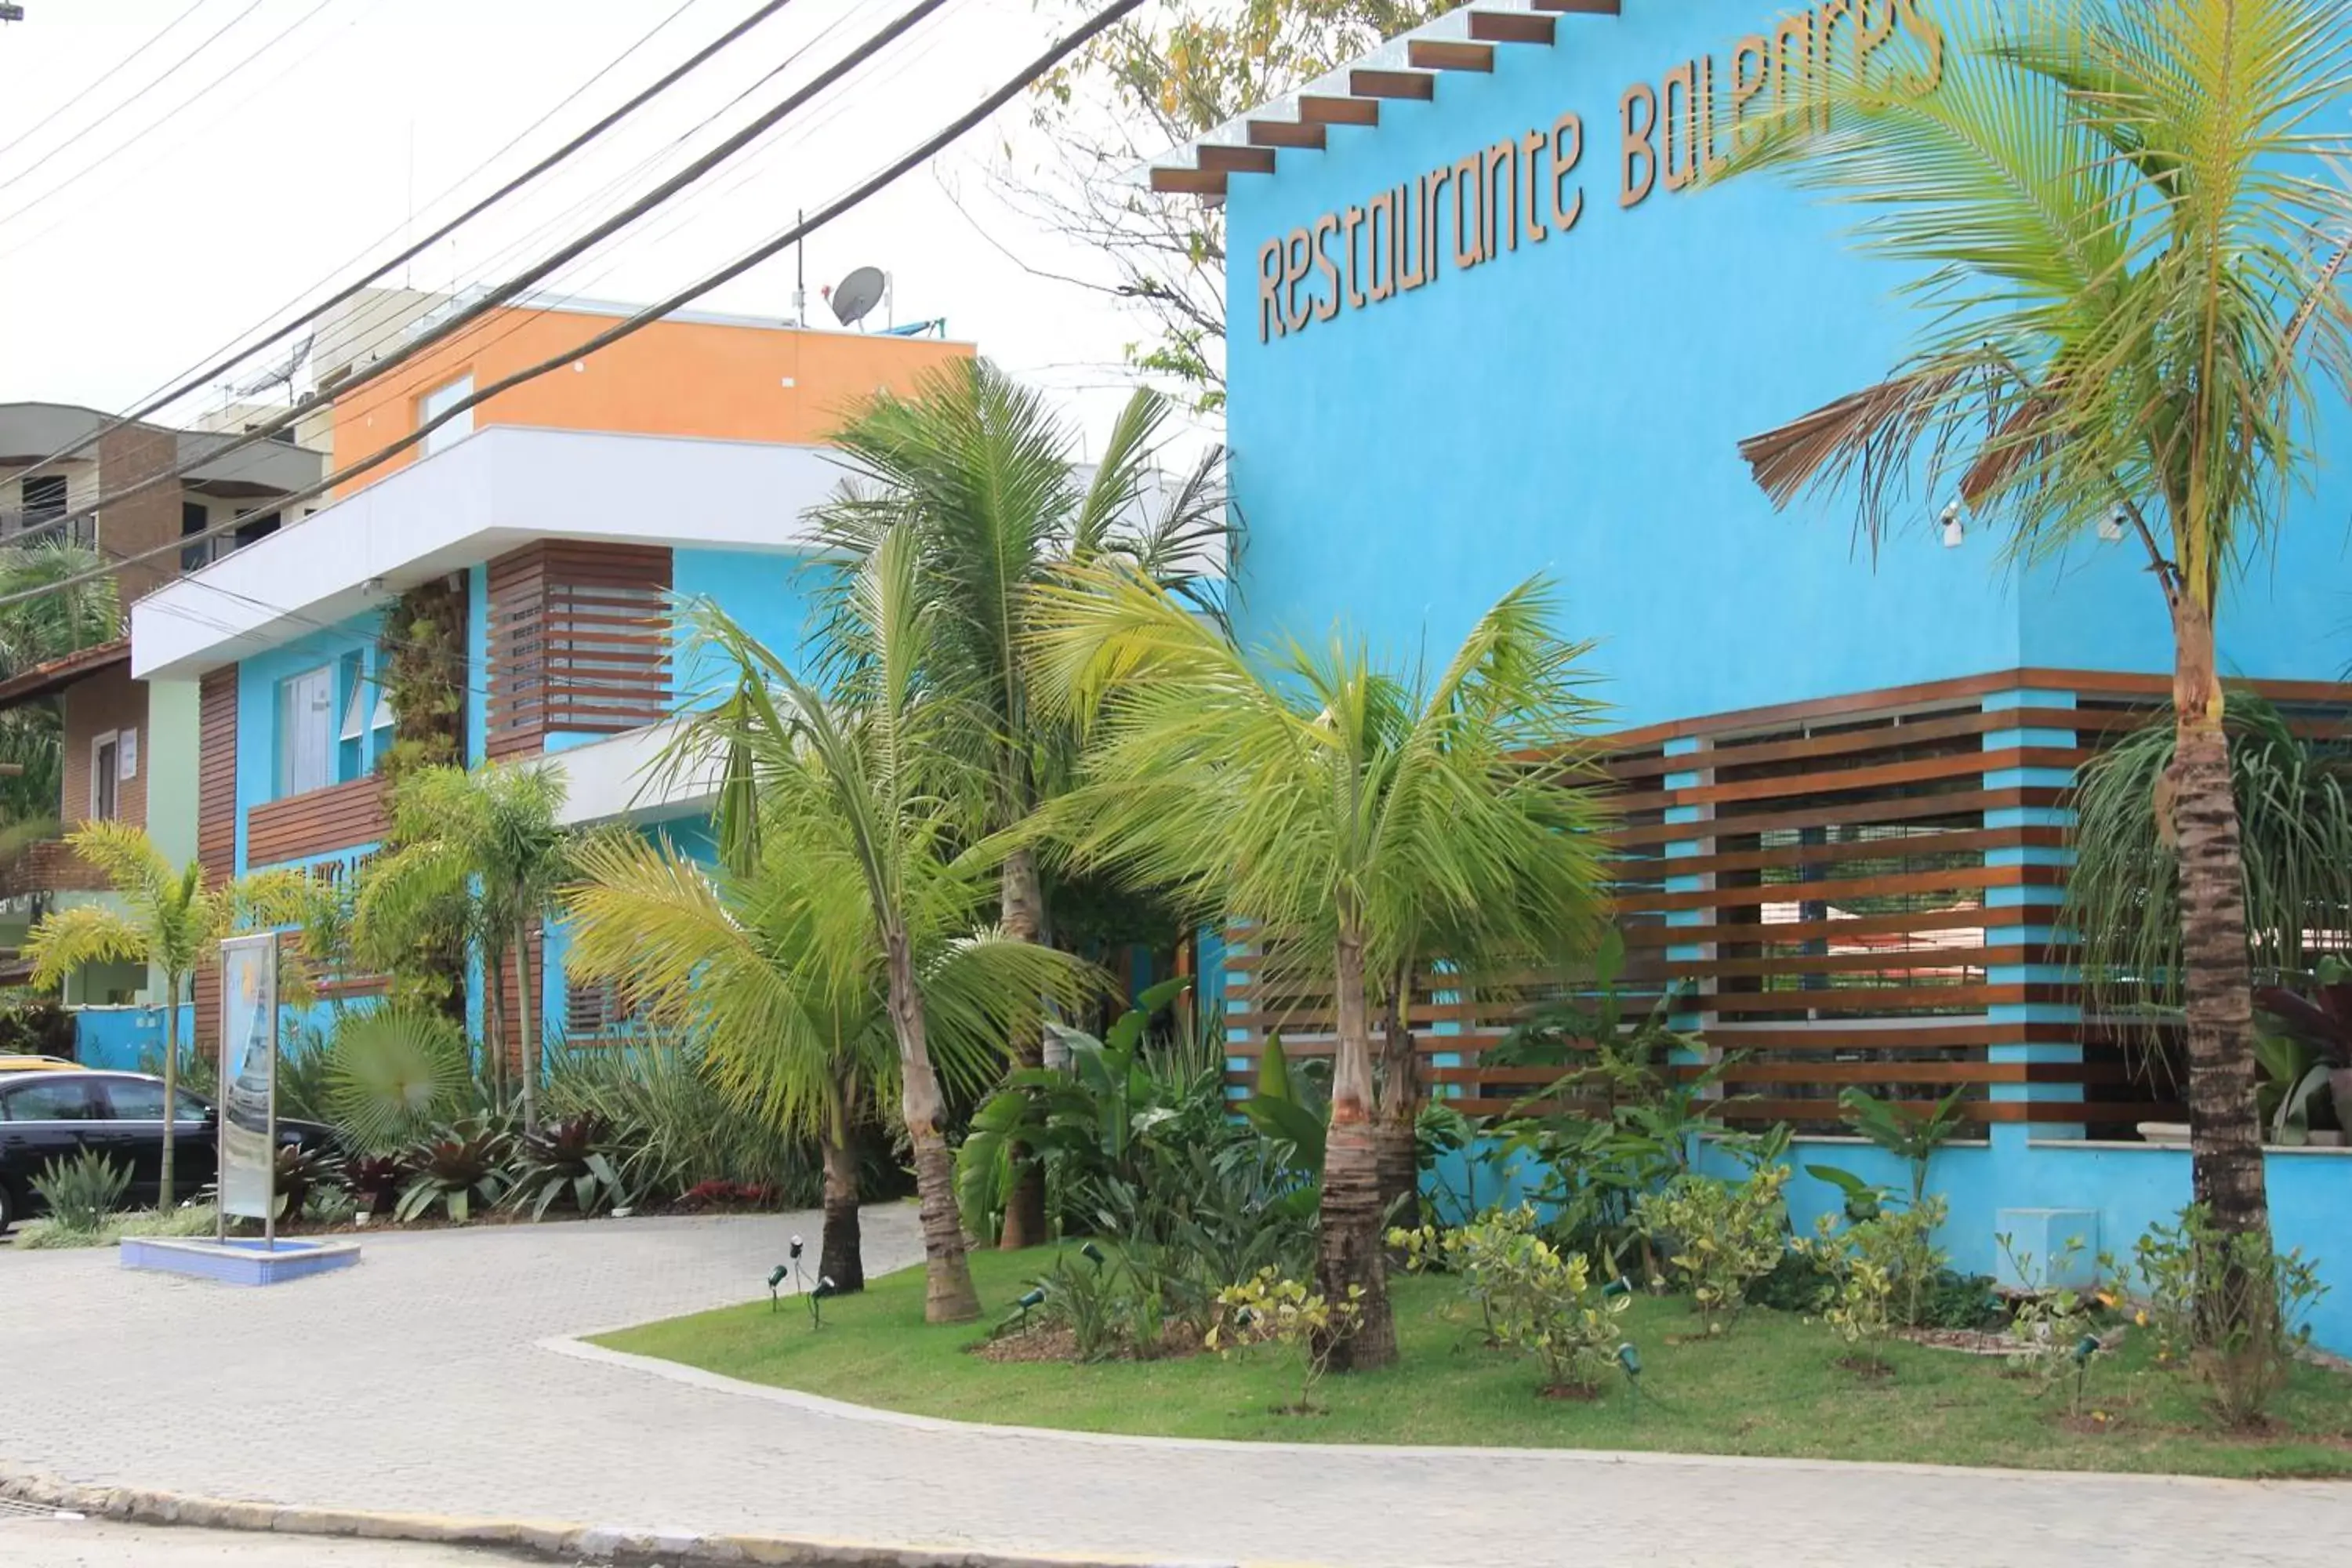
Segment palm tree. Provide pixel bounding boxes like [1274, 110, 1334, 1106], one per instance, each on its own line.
[1718, 0, 2352, 1279]
[664, 525, 1094, 1322]
[564, 827, 1083, 1291]
[356, 763, 575, 1129]
[24, 822, 238, 1208]
[2067, 694, 2352, 1034]
[811, 358, 1228, 1247]
[0, 543, 117, 831]
[1032, 568, 1613, 1369]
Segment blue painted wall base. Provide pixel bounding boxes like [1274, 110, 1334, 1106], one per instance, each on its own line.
[1431, 1135, 2352, 1355]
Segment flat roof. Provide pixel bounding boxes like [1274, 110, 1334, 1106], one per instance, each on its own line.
[1143, 0, 1624, 200]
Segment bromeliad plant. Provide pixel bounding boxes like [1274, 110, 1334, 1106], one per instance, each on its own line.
[31, 1149, 131, 1232]
[2254, 956, 2352, 1142]
[509, 1113, 630, 1221]
[395, 1118, 516, 1223]
[1633, 1166, 1791, 1337]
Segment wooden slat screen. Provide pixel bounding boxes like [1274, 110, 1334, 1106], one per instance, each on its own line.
[486, 541, 672, 760]
[245, 775, 388, 869]
[1223, 668, 2352, 1139]
[194, 667, 238, 1054]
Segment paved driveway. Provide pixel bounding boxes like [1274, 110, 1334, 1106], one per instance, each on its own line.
[2, 1211, 2345, 1566]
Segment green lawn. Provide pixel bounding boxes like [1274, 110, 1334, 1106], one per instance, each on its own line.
[593, 1245, 2352, 1479]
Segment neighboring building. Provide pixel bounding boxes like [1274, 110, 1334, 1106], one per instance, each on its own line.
[1149, 0, 2352, 1351]
[129, 296, 976, 1058]
[0, 406, 324, 1063]
[0, 402, 327, 601]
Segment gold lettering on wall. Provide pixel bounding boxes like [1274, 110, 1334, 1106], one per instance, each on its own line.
[1311, 214, 1342, 322]
[1731, 34, 1771, 152]
[1250, 1, 1943, 342]
[1257, 238, 1285, 343]
[1366, 191, 1396, 302]
[1282, 227, 1313, 335]
[1343, 205, 1369, 309]
[1406, 172, 1440, 289]
[1520, 129, 1550, 245]
[1621, 82, 1657, 209]
[1551, 111, 1584, 234]
[1661, 60, 1698, 193]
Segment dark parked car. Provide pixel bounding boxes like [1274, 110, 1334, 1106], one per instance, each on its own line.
[0, 1070, 339, 1231]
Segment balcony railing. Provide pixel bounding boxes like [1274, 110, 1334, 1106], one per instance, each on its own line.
[0, 510, 97, 551]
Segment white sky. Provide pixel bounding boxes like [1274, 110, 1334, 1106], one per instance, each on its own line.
[0, 0, 1201, 457]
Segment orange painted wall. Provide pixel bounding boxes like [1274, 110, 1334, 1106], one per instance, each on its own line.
[328, 306, 973, 494]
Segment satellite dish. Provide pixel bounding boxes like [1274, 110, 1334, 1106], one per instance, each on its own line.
[829, 266, 886, 329]
[229, 332, 316, 399]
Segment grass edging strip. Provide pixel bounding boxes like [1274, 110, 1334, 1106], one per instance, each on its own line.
[0, 1462, 1210, 1568]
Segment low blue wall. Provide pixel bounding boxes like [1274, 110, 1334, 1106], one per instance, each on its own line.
[72, 1004, 196, 1071]
[1431, 1132, 2351, 1355]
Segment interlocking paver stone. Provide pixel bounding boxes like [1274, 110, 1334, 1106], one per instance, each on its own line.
[2, 1210, 2344, 1566]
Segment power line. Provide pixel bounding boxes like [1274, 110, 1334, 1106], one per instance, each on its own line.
[12, 0, 956, 549]
[19, 0, 1146, 618]
[0, 0, 213, 152]
[0, 0, 786, 485]
[0, 0, 299, 211]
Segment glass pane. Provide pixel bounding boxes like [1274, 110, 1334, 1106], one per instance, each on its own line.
[102, 1079, 168, 1120]
[2, 1080, 100, 1120]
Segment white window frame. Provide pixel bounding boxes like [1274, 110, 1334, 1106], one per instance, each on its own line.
[419, 374, 475, 456]
[89, 729, 119, 820]
[277, 664, 336, 798]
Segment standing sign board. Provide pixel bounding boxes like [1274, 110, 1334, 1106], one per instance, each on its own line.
[216, 931, 279, 1240]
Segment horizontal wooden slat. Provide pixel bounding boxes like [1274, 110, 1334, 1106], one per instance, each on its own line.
[1408, 40, 1494, 71]
[246, 775, 388, 866]
[1468, 12, 1556, 43]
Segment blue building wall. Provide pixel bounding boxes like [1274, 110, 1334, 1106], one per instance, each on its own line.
[233, 612, 391, 873]
[1221, 0, 2351, 727]
[670, 546, 822, 706]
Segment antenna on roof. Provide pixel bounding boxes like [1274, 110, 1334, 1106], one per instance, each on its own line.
[828, 266, 887, 331]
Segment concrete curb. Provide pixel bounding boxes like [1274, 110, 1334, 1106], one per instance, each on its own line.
[0, 1465, 1226, 1568]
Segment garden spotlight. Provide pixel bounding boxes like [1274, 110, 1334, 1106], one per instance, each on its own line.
[808, 1275, 837, 1330]
[1602, 1277, 1632, 1301]
[789, 1235, 804, 1259]
[767, 1264, 789, 1311]
[1016, 1285, 1046, 1330]
[1080, 1241, 1106, 1272]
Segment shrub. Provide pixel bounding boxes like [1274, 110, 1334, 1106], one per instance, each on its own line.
[1998, 1232, 2118, 1414]
[541, 1038, 820, 1207]
[1392, 1207, 1632, 1396]
[343, 1152, 408, 1216]
[395, 1118, 515, 1223]
[1801, 1199, 1947, 1370]
[0, 993, 75, 1058]
[302, 1183, 357, 1228]
[2132, 1203, 2326, 1425]
[1207, 1268, 1363, 1414]
[325, 1007, 471, 1154]
[1633, 1166, 1791, 1335]
[510, 1113, 629, 1220]
[32, 1149, 130, 1232]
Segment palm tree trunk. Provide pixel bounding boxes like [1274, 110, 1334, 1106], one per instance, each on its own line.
[1372, 962, 1420, 1228]
[159, 967, 180, 1211]
[515, 924, 537, 1133]
[1317, 920, 1396, 1372]
[818, 1120, 866, 1295]
[482, 941, 508, 1113]
[885, 923, 981, 1323]
[2168, 598, 2270, 1294]
[996, 846, 1050, 1250]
